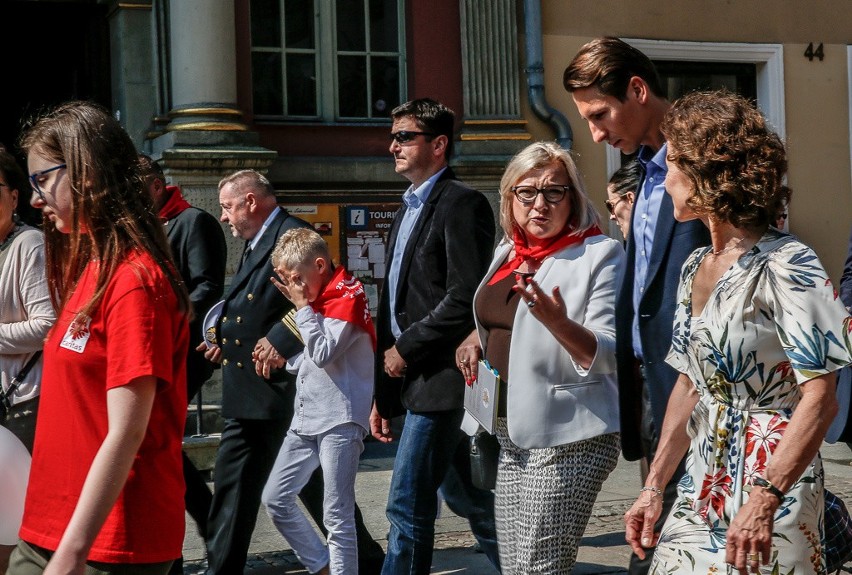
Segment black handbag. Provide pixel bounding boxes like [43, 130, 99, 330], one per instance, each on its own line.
[469, 430, 499, 491]
[824, 489, 852, 573]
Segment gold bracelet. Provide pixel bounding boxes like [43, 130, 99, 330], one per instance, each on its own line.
[640, 486, 663, 498]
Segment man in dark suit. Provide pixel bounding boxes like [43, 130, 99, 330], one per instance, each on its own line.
[202, 169, 383, 574]
[564, 37, 710, 575]
[369, 98, 499, 574]
[140, 154, 227, 574]
[841, 225, 852, 315]
[838, 224, 852, 445]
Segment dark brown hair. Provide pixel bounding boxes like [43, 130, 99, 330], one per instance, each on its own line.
[0, 150, 40, 227]
[563, 37, 664, 100]
[391, 98, 455, 159]
[661, 90, 789, 229]
[138, 153, 165, 183]
[608, 159, 643, 199]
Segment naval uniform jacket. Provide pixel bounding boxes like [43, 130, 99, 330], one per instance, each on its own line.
[162, 199, 227, 393]
[216, 207, 312, 420]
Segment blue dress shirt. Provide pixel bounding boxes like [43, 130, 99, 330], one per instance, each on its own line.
[631, 143, 668, 360]
[387, 167, 447, 339]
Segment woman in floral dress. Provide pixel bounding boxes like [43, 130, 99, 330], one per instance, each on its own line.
[623, 90, 852, 575]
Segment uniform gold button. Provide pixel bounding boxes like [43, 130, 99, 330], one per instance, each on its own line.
[222, 359, 229, 366]
[222, 316, 228, 323]
[247, 294, 254, 300]
[235, 339, 241, 346]
[237, 362, 243, 369]
[221, 338, 228, 345]
[236, 316, 242, 323]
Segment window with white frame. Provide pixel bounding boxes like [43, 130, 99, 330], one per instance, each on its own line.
[250, 0, 406, 121]
[654, 60, 757, 103]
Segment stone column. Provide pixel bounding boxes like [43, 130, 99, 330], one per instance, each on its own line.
[166, 0, 245, 131]
[454, 0, 530, 209]
[108, 3, 158, 146]
[146, 0, 275, 275]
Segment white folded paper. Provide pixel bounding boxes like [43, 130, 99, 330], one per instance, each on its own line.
[464, 360, 500, 434]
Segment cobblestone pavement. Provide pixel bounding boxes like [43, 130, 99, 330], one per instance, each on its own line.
[182, 442, 852, 574]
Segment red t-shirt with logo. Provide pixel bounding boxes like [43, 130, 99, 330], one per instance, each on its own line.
[19, 250, 188, 563]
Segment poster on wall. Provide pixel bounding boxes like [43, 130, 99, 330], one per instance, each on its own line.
[341, 204, 399, 317]
[281, 204, 342, 264]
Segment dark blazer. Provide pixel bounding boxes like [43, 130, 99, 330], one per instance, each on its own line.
[840, 224, 852, 311]
[217, 208, 311, 420]
[163, 200, 227, 395]
[615, 191, 710, 461]
[838, 224, 852, 443]
[375, 168, 495, 418]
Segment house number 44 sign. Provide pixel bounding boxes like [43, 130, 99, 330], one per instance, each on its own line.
[804, 42, 824, 62]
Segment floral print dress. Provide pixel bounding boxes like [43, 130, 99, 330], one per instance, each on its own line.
[650, 230, 852, 575]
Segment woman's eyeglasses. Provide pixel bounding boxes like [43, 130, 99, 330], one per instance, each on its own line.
[29, 164, 66, 202]
[511, 185, 569, 205]
[604, 195, 629, 215]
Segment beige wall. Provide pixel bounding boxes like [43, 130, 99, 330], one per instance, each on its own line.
[782, 44, 852, 280]
[519, 4, 852, 280]
[541, 0, 850, 44]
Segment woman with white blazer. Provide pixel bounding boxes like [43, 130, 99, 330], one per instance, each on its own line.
[456, 141, 624, 573]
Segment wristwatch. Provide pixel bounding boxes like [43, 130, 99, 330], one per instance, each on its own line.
[752, 477, 785, 502]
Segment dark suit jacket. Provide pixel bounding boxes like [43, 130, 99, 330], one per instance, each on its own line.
[840, 224, 852, 311]
[163, 198, 227, 396]
[615, 191, 710, 461]
[217, 208, 311, 420]
[374, 168, 495, 418]
[838, 224, 852, 443]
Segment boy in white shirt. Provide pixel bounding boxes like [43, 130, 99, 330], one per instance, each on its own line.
[260, 228, 375, 575]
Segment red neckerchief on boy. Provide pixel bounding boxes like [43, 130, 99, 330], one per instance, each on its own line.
[310, 265, 377, 350]
[487, 225, 603, 285]
[157, 185, 192, 222]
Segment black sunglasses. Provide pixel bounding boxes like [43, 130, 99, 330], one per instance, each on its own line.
[389, 130, 436, 144]
[604, 195, 630, 215]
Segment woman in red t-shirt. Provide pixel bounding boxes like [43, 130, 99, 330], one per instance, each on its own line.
[8, 101, 191, 575]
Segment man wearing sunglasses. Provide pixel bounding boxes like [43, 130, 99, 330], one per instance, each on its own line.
[371, 98, 499, 574]
[564, 38, 710, 575]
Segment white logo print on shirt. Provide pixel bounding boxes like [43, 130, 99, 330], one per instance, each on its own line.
[60, 314, 92, 354]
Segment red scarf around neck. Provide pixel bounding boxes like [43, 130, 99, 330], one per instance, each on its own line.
[158, 185, 192, 222]
[310, 265, 377, 350]
[488, 225, 603, 285]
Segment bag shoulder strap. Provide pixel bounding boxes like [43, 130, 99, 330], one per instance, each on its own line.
[1, 350, 42, 400]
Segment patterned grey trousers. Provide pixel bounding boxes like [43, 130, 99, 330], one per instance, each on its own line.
[494, 418, 620, 574]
